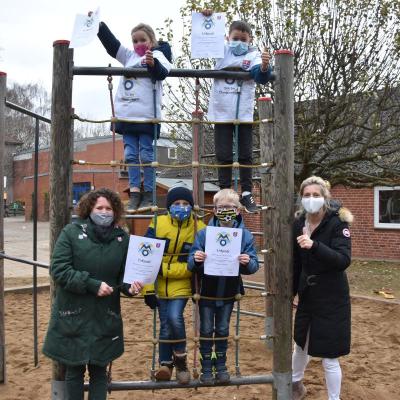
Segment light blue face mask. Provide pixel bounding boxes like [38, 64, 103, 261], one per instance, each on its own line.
[229, 40, 249, 56]
[169, 204, 192, 221]
[90, 212, 114, 227]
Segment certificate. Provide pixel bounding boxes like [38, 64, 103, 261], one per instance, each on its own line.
[191, 12, 225, 59]
[123, 235, 166, 285]
[70, 8, 100, 48]
[204, 226, 242, 276]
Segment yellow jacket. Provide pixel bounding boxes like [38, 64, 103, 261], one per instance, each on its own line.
[143, 214, 206, 298]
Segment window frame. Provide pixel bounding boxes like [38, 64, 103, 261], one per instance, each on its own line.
[167, 147, 177, 160]
[374, 186, 400, 229]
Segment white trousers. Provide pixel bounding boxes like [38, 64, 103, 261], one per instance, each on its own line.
[292, 338, 342, 400]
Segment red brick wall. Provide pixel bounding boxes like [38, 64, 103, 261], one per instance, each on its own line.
[12, 137, 217, 223]
[331, 185, 400, 261]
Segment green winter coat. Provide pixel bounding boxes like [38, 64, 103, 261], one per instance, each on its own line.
[42, 219, 130, 367]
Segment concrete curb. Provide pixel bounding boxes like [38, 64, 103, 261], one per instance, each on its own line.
[5, 284, 50, 294]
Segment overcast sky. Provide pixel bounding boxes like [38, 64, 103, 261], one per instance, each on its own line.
[0, 0, 186, 119]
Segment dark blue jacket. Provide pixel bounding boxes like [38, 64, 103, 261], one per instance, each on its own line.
[188, 214, 259, 305]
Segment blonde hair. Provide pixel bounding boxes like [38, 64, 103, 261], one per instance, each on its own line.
[131, 23, 157, 47]
[213, 189, 241, 208]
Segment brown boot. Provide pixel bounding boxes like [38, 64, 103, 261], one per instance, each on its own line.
[293, 380, 307, 400]
[173, 352, 190, 384]
[155, 362, 173, 381]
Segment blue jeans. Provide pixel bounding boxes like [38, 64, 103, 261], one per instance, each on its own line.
[158, 298, 188, 363]
[199, 302, 234, 355]
[123, 132, 154, 192]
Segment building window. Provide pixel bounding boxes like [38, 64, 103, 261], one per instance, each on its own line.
[168, 147, 177, 160]
[374, 186, 400, 229]
[73, 182, 92, 205]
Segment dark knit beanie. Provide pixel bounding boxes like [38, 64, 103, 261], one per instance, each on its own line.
[166, 186, 194, 209]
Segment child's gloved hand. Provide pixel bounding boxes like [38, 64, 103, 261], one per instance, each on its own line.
[144, 295, 159, 310]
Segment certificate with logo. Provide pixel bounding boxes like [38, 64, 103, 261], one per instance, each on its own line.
[123, 235, 166, 284]
[204, 226, 243, 276]
[70, 8, 100, 48]
[191, 12, 225, 59]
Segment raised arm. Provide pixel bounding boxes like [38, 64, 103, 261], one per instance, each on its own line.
[97, 21, 121, 58]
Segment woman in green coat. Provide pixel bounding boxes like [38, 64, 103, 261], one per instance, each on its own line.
[43, 188, 142, 400]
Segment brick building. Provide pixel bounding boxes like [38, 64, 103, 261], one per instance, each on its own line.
[12, 135, 217, 225]
[330, 185, 400, 260]
[246, 184, 400, 261]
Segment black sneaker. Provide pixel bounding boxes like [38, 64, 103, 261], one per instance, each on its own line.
[240, 193, 258, 213]
[138, 191, 154, 209]
[127, 192, 141, 211]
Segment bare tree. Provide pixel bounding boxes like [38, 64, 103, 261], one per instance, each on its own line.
[160, 0, 400, 187]
[5, 82, 51, 149]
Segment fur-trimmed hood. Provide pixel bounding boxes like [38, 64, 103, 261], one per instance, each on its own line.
[338, 207, 353, 224]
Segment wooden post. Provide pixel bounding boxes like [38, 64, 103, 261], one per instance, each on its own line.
[271, 50, 294, 400]
[49, 40, 74, 400]
[0, 71, 7, 384]
[258, 97, 274, 351]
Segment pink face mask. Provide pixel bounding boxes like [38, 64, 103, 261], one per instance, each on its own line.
[134, 43, 150, 57]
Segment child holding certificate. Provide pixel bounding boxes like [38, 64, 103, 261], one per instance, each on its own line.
[188, 189, 259, 383]
[142, 186, 206, 384]
[202, 10, 273, 213]
[94, 14, 172, 211]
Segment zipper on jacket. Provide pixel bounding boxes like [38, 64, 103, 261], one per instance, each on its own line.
[165, 221, 182, 297]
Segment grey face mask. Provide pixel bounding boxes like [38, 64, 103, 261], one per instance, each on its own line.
[90, 212, 114, 227]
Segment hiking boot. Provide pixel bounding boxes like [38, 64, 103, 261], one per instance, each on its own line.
[214, 352, 230, 383]
[138, 191, 154, 209]
[127, 192, 141, 211]
[199, 353, 214, 384]
[173, 352, 190, 384]
[155, 362, 173, 381]
[293, 380, 307, 400]
[240, 193, 258, 213]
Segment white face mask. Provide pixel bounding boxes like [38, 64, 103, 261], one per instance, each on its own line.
[301, 197, 325, 214]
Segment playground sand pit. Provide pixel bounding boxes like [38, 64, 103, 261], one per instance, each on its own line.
[0, 290, 399, 400]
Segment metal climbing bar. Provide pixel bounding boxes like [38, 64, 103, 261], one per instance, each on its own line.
[84, 374, 274, 391]
[73, 67, 257, 80]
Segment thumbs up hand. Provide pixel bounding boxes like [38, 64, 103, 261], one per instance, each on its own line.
[261, 48, 270, 72]
[297, 226, 314, 249]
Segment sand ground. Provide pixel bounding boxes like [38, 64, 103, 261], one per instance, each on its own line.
[0, 290, 399, 400]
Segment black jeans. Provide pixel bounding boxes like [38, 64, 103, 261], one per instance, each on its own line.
[214, 124, 253, 193]
[65, 364, 108, 400]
